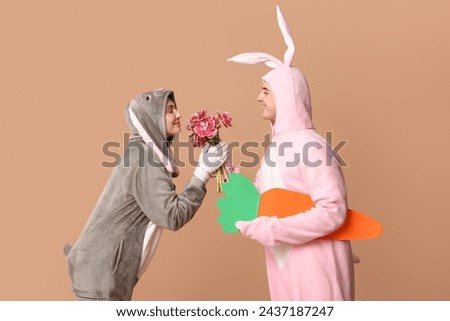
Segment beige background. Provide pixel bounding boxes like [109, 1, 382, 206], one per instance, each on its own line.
[1, 0, 449, 300]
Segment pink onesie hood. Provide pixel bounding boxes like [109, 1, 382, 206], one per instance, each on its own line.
[228, 6, 313, 136]
[263, 65, 314, 136]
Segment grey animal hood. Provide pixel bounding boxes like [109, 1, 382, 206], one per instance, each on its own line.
[124, 88, 179, 177]
[65, 88, 207, 300]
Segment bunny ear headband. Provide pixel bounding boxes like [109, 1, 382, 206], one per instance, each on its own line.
[227, 5, 295, 68]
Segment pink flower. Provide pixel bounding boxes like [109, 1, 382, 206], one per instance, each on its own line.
[189, 110, 207, 124]
[192, 115, 217, 138]
[186, 109, 232, 144]
[224, 156, 239, 175]
[217, 111, 233, 128]
[226, 164, 240, 174]
[190, 134, 207, 148]
[186, 109, 233, 193]
[186, 110, 207, 131]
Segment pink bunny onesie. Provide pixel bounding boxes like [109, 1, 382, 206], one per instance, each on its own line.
[230, 6, 355, 300]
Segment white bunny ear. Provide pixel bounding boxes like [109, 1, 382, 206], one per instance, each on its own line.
[276, 5, 295, 65]
[227, 52, 283, 69]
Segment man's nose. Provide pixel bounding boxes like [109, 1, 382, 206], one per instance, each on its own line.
[257, 92, 263, 101]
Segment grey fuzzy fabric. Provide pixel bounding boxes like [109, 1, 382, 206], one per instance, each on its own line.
[65, 89, 206, 300]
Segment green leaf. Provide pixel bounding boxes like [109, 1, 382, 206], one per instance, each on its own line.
[217, 173, 260, 233]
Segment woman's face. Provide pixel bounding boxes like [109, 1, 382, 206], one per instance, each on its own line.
[165, 98, 181, 137]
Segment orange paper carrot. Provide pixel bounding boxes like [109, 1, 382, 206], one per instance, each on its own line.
[258, 188, 383, 240]
[217, 173, 382, 239]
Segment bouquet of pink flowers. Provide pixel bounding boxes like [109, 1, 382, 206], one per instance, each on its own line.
[186, 110, 234, 192]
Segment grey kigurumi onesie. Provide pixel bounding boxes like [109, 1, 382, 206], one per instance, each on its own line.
[64, 89, 207, 300]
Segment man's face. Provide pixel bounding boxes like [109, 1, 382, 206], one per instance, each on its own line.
[257, 81, 276, 121]
[165, 98, 181, 137]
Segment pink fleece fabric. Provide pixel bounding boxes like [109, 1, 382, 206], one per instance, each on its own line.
[236, 64, 355, 300]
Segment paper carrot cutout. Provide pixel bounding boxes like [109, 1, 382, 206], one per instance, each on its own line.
[217, 173, 383, 240]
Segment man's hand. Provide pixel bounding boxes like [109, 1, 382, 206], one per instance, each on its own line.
[236, 216, 280, 247]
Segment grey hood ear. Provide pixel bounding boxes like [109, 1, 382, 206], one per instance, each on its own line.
[127, 102, 177, 175]
[125, 96, 179, 176]
[228, 5, 296, 67]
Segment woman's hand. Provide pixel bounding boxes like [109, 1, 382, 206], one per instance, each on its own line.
[194, 142, 229, 182]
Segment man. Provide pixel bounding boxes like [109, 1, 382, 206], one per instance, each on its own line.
[64, 88, 228, 300]
[229, 6, 355, 300]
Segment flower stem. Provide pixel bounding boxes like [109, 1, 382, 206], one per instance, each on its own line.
[216, 168, 220, 192]
[221, 164, 229, 182]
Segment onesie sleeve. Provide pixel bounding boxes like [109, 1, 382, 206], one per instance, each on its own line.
[125, 151, 207, 231]
[253, 167, 263, 193]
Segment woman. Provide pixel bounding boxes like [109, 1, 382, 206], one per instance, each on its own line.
[64, 88, 227, 300]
